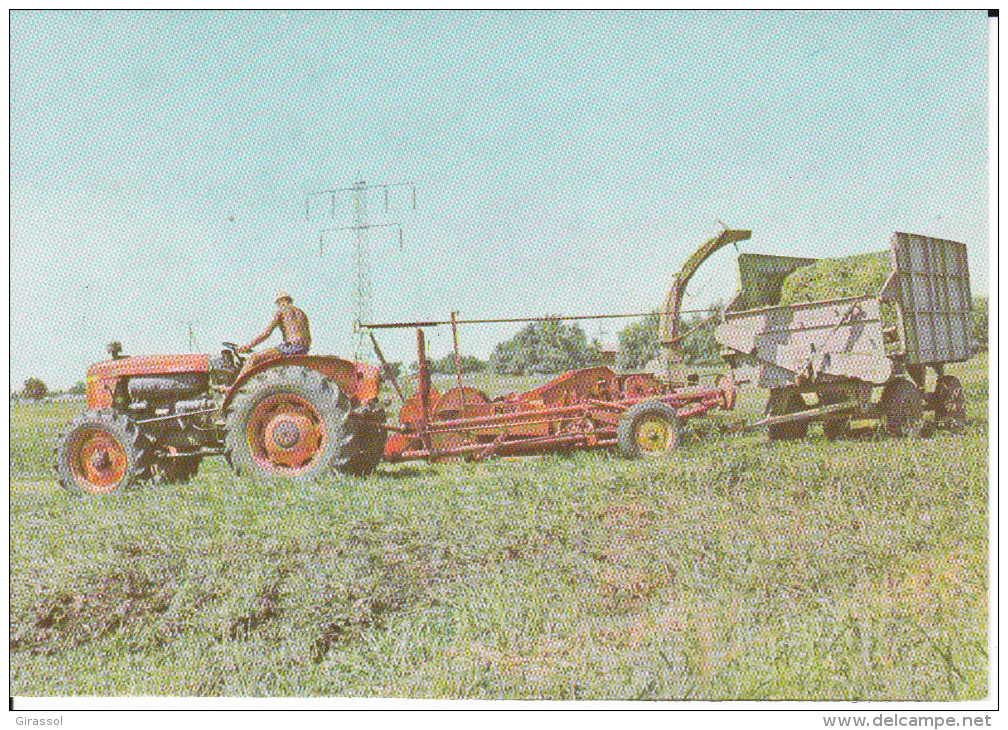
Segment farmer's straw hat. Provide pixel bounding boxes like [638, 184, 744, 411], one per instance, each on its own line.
[275, 290, 293, 304]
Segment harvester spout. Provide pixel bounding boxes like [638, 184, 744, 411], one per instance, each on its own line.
[657, 227, 751, 384]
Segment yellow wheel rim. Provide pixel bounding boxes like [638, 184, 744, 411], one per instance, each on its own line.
[635, 417, 672, 456]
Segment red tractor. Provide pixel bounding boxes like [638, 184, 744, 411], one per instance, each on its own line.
[53, 342, 389, 494]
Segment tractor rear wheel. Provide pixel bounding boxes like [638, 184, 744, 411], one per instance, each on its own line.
[337, 402, 388, 478]
[617, 400, 681, 459]
[766, 389, 809, 441]
[934, 375, 966, 432]
[54, 409, 145, 494]
[881, 378, 923, 438]
[224, 365, 352, 481]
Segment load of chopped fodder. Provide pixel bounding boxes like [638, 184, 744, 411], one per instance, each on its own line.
[778, 250, 898, 344]
[778, 251, 892, 305]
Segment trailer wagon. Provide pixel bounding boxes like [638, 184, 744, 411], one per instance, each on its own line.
[715, 231, 973, 439]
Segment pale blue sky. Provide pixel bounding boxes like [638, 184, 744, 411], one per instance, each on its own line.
[11, 10, 989, 389]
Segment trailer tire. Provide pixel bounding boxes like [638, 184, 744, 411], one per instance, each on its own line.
[618, 401, 681, 459]
[819, 391, 850, 440]
[224, 365, 352, 482]
[881, 378, 923, 438]
[934, 375, 966, 432]
[54, 409, 145, 494]
[766, 389, 808, 441]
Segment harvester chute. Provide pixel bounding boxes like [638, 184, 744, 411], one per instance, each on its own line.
[654, 226, 751, 384]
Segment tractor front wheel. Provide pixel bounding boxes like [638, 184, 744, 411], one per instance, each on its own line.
[617, 401, 681, 459]
[54, 410, 145, 494]
[224, 365, 352, 481]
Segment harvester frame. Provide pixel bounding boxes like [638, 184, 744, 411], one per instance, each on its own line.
[367, 325, 736, 465]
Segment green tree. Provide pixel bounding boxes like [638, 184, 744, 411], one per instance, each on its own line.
[679, 298, 724, 364]
[67, 381, 86, 395]
[23, 378, 47, 401]
[381, 362, 403, 382]
[618, 312, 661, 370]
[618, 300, 724, 369]
[489, 318, 593, 375]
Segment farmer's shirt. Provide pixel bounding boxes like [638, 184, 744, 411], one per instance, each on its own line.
[259, 305, 312, 349]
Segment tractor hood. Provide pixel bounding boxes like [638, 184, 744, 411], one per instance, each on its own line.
[88, 353, 210, 380]
[86, 354, 210, 409]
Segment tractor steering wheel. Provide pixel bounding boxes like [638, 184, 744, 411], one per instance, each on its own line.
[221, 341, 247, 369]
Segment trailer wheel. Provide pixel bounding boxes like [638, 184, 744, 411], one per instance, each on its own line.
[618, 401, 681, 459]
[54, 409, 145, 494]
[819, 391, 850, 441]
[881, 378, 923, 438]
[337, 402, 388, 478]
[766, 389, 808, 441]
[933, 375, 966, 432]
[224, 365, 352, 481]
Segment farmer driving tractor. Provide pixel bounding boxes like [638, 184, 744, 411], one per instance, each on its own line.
[238, 290, 311, 374]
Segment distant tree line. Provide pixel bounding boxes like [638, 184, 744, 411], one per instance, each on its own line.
[12, 378, 86, 401]
[384, 305, 727, 382]
[22, 378, 47, 400]
[427, 352, 486, 375]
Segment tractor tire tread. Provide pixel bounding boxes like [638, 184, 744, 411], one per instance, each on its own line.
[881, 378, 924, 438]
[934, 375, 966, 432]
[223, 365, 352, 482]
[337, 401, 388, 478]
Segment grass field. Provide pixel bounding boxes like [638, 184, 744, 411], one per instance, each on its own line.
[9, 356, 989, 699]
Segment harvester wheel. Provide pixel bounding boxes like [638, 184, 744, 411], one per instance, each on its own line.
[338, 402, 388, 478]
[881, 378, 923, 438]
[766, 389, 809, 441]
[934, 375, 966, 432]
[224, 365, 352, 481]
[618, 400, 681, 459]
[54, 409, 145, 494]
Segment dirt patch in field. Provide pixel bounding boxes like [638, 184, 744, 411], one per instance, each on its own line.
[10, 567, 181, 656]
[465, 638, 573, 680]
[11, 531, 453, 668]
[307, 530, 454, 664]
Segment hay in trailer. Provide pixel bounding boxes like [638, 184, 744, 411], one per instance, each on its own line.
[778, 251, 892, 305]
